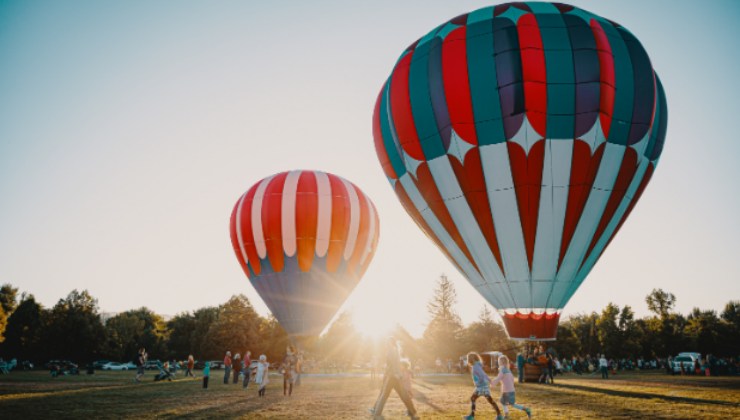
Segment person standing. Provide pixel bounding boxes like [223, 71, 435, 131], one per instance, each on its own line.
[516, 352, 525, 383]
[243, 351, 252, 388]
[202, 362, 210, 389]
[232, 353, 241, 384]
[282, 345, 298, 396]
[184, 355, 195, 378]
[599, 354, 609, 379]
[369, 337, 419, 419]
[134, 347, 147, 382]
[255, 355, 269, 397]
[223, 351, 232, 384]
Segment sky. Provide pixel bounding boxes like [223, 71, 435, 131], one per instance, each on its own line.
[1, 0, 739, 338]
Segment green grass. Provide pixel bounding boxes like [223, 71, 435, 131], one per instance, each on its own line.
[0, 370, 738, 418]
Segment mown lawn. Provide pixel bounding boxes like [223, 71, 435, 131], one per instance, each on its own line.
[0, 370, 738, 419]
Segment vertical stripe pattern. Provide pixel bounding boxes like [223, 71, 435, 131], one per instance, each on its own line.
[229, 170, 380, 338]
[372, 2, 667, 340]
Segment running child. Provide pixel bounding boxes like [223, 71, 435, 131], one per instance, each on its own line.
[492, 356, 531, 419]
[464, 352, 504, 420]
[256, 354, 269, 397]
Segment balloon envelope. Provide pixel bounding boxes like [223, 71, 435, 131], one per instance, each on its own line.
[373, 2, 667, 340]
[230, 170, 379, 339]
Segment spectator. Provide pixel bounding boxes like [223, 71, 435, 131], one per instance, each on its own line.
[223, 351, 232, 384]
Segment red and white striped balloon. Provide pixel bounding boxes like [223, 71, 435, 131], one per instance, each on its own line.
[229, 170, 379, 338]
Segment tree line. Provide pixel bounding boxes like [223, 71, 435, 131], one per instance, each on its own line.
[0, 279, 737, 367]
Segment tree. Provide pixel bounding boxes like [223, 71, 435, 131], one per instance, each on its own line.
[316, 312, 360, 370]
[720, 301, 740, 356]
[191, 306, 219, 359]
[567, 312, 600, 357]
[256, 315, 290, 363]
[646, 288, 676, 318]
[1, 294, 44, 360]
[555, 321, 581, 358]
[42, 290, 106, 362]
[644, 289, 684, 356]
[105, 308, 168, 361]
[596, 303, 621, 357]
[0, 283, 19, 342]
[684, 308, 720, 357]
[167, 312, 196, 359]
[617, 305, 643, 358]
[202, 295, 261, 359]
[0, 284, 19, 315]
[423, 275, 464, 361]
[461, 306, 512, 355]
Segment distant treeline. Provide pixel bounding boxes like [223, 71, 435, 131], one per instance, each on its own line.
[0, 280, 737, 366]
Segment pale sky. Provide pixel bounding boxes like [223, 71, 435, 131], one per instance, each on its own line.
[1, 0, 738, 338]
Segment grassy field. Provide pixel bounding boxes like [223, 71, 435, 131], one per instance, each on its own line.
[0, 370, 738, 419]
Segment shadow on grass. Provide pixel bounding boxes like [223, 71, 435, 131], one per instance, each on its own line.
[543, 382, 740, 407]
[412, 389, 444, 413]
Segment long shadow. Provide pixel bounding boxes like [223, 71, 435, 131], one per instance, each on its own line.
[544, 382, 740, 407]
[411, 389, 444, 413]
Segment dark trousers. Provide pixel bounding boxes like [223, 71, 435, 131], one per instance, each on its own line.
[203, 376, 209, 388]
[601, 366, 609, 379]
[223, 366, 231, 384]
[233, 367, 240, 383]
[243, 371, 250, 388]
[517, 365, 524, 383]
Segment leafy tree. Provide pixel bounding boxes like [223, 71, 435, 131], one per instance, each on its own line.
[0, 283, 19, 342]
[720, 301, 740, 356]
[644, 289, 684, 356]
[684, 308, 720, 357]
[423, 275, 464, 361]
[646, 288, 676, 318]
[0, 307, 7, 344]
[191, 306, 219, 359]
[461, 306, 511, 355]
[105, 308, 168, 362]
[567, 312, 600, 357]
[1, 294, 44, 360]
[555, 320, 581, 358]
[0, 284, 18, 315]
[316, 312, 360, 369]
[617, 305, 643, 358]
[256, 315, 290, 363]
[42, 290, 106, 362]
[202, 295, 261, 360]
[166, 312, 196, 359]
[596, 303, 621, 357]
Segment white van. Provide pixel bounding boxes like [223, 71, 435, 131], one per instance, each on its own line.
[672, 352, 701, 373]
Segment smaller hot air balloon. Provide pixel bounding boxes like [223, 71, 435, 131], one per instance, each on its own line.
[230, 170, 379, 341]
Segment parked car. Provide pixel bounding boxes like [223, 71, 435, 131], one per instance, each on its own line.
[144, 360, 163, 370]
[121, 362, 137, 369]
[672, 354, 699, 373]
[47, 360, 79, 375]
[102, 362, 129, 371]
[93, 360, 111, 369]
[206, 360, 224, 370]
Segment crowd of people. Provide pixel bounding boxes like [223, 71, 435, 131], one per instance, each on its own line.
[131, 345, 304, 398]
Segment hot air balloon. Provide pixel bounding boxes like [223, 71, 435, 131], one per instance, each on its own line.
[373, 2, 667, 340]
[229, 170, 379, 341]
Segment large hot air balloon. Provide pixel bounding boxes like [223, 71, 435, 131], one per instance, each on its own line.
[229, 170, 379, 340]
[373, 2, 667, 340]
